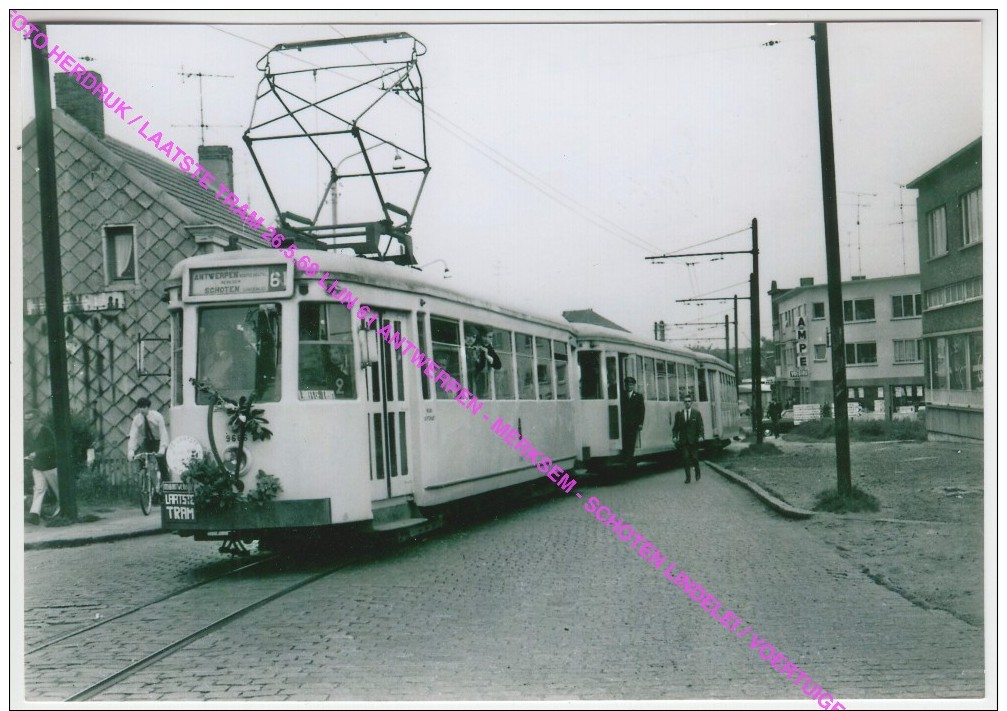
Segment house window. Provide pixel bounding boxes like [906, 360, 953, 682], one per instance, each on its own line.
[891, 294, 922, 318]
[104, 226, 136, 283]
[845, 341, 877, 365]
[927, 205, 947, 257]
[812, 302, 825, 320]
[893, 339, 923, 364]
[843, 298, 875, 323]
[814, 344, 827, 361]
[960, 188, 982, 246]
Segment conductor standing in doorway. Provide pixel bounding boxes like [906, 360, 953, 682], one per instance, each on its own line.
[673, 395, 704, 483]
[620, 376, 645, 466]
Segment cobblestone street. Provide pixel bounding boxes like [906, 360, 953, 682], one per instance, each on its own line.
[24, 463, 984, 703]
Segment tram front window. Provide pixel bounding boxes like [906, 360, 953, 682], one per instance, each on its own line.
[196, 304, 281, 404]
[299, 302, 357, 400]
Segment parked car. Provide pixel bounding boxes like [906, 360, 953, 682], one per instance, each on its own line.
[762, 408, 795, 436]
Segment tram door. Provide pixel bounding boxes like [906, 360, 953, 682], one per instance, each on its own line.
[364, 310, 413, 501]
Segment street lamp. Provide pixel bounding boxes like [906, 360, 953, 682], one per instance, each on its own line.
[330, 143, 382, 226]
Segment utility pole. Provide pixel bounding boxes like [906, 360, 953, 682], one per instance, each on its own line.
[814, 22, 852, 496]
[32, 25, 77, 519]
[724, 315, 730, 370]
[677, 294, 748, 405]
[733, 294, 740, 395]
[654, 219, 762, 442]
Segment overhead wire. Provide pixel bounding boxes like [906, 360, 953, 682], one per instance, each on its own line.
[213, 24, 683, 259]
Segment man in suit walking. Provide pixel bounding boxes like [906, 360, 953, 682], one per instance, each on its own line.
[620, 376, 645, 466]
[673, 395, 704, 483]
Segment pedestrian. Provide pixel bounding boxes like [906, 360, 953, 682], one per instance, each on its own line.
[25, 409, 59, 525]
[767, 398, 783, 438]
[127, 396, 170, 490]
[620, 376, 645, 466]
[673, 395, 704, 483]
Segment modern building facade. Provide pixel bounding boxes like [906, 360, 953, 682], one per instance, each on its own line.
[907, 138, 983, 441]
[769, 274, 925, 417]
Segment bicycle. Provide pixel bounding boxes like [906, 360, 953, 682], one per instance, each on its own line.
[134, 451, 161, 516]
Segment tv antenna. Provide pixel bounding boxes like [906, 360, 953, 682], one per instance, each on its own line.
[178, 67, 236, 144]
[840, 190, 876, 275]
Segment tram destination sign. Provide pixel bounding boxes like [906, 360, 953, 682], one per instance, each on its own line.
[184, 263, 293, 302]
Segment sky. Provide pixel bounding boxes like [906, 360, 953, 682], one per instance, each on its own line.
[14, 10, 989, 349]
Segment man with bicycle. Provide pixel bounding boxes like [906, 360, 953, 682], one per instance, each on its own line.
[127, 397, 170, 496]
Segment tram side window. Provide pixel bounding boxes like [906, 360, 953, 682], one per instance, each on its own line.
[684, 364, 696, 400]
[655, 360, 667, 401]
[536, 337, 554, 399]
[417, 312, 430, 399]
[605, 356, 618, 400]
[431, 316, 461, 400]
[196, 304, 281, 404]
[578, 351, 603, 399]
[698, 369, 708, 402]
[516, 333, 536, 400]
[465, 321, 498, 400]
[171, 311, 183, 406]
[492, 330, 515, 400]
[554, 340, 570, 399]
[667, 361, 679, 401]
[298, 303, 356, 400]
[644, 357, 657, 400]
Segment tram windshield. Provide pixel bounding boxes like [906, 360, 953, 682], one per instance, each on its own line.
[196, 304, 281, 404]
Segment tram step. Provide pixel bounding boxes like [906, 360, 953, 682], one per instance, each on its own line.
[371, 517, 431, 533]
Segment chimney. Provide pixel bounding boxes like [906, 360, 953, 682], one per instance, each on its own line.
[54, 72, 104, 137]
[198, 145, 234, 193]
[799, 277, 814, 286]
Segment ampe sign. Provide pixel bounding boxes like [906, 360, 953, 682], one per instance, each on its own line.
[794, 316, 809, 369]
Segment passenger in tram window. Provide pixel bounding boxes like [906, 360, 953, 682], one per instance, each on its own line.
[620, 376, 645, 466]
[466, 325, 501, 399]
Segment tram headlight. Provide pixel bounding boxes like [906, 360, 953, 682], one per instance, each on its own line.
[222, 445, 254, 478]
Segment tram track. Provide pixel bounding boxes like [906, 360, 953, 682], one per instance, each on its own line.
[26, 555, 274, 655]
[64, 555, 360, 702]
[24, 549, 364, 703]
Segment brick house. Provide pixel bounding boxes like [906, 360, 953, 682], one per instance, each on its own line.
[22, 71, 266, 459]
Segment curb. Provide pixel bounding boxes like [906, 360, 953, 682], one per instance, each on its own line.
[703, 459, 815, 519]
[24, 526, 167, 551]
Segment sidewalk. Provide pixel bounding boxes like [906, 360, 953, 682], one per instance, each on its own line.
[22, 503, 165, 551]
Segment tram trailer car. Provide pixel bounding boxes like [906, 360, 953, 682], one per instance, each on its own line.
[573, 326, 740, 472]
[162, 250, 582, 546]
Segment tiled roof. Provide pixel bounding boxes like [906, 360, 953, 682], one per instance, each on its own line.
[562, 308, 630, 333]
[49, 109, 263, 240]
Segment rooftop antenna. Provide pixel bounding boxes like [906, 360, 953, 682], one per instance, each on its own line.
[891, 184, 918, 275]
[840, 190, 876, 275]
[178, 67, 235, 144]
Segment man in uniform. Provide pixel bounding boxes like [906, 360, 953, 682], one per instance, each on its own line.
[620, 376, 645, 466]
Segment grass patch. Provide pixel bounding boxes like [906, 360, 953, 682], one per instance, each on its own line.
[738, 442, 783, 456]
[813, 485, 881, 513]
[788, 417, 926, 442]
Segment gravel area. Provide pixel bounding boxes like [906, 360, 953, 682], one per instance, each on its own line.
[711, 437, 985, 628]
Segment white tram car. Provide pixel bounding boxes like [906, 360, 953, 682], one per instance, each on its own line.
[573, 326, 739, 470]
[162, 250, 739, 546]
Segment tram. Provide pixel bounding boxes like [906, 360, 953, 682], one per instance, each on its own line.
[161, 249, 740, 547]
[573, 326, 739, 471]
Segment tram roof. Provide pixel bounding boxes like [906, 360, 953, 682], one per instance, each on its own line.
[168, 250, 575, 332]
